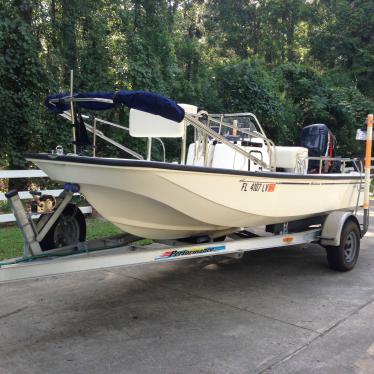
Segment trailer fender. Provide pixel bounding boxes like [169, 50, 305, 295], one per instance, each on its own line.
[320, 211, 361, 247]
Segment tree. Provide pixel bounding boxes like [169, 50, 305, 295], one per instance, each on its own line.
[277, 63, 374, 154]
[309, 0, 374, 97]
[0, 0, 48, 170]
[212, 60, 296, 143]
[0, 0, 373, 170]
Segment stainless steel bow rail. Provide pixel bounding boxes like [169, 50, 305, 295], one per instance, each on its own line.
[0, 185, 368, 283]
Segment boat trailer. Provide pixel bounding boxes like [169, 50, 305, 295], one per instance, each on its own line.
[1, 113, 372, 283]
[0, 185, 367, 283]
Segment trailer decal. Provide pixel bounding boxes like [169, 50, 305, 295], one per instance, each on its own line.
[155, 245, 226, 260]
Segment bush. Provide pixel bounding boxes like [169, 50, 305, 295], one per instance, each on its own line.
[276, 63, 374, 155]
[208, 60, 297, 144]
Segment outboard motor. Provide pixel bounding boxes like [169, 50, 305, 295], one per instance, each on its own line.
[300, 124, 336, 173]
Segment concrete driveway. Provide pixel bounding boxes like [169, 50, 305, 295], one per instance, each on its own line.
[1, 213, 374, 373]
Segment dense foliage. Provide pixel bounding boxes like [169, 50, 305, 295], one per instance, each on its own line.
[0, 0, 373, 168]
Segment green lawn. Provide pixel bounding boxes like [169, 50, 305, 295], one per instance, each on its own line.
[0, 218, 124, 261]
[0, 225, 25, 260]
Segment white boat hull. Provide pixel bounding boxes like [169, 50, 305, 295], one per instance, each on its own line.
[27, 155, 364, 239]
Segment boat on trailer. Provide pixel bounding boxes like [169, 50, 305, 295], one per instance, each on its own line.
[1, 86, 373, 281]
[27, 91, 364, 240]
[28, 154, 363, 240]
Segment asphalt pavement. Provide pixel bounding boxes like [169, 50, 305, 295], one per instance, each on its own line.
[1, 212, 374, 373]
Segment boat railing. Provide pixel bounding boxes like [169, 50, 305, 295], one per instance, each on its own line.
[54, 94, 276, 170]
[306, 156, 367, 214]
[204, 115, 277, 168]
[90, 117, 144, 160]
[307, 156, 362, 174]
[61, 111, 168, 162]
[85, 111, 277, 170]
[87, 112, 273, 168]
[184, 113, 276, 171]
[56, 98, 369, 177]
[91, 117, 166, 162]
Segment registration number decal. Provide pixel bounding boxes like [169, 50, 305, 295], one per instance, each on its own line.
[240, 181, 276, 192]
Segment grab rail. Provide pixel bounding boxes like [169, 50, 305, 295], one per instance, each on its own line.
[184, 114, 272, 170]
[206, 116, 276, 169]
[61, 111, 167, 162]
[307, 156, 363, 174]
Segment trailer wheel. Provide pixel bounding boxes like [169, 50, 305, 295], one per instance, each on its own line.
[325, 220, 360, 272]
[38, 203, 86, 251]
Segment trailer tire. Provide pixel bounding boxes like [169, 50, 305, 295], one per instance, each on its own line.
[325, 220, 360, 272]
[38, 203, 86, 251]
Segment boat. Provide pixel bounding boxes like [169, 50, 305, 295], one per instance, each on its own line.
[26, 90, 364, 240]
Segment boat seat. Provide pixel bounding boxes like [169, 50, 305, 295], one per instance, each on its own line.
[274, 146, 308, 173]
[129, 103, 198, 138]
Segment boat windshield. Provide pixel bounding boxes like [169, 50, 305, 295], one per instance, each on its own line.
[202, 113, 264, 138]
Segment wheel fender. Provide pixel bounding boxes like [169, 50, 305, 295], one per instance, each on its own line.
[320, 211, 361, 247]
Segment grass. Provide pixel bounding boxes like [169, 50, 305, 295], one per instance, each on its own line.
[0, 225, 25, 260]
[85, 217, 123, 240]
[0, 218, 125, 261]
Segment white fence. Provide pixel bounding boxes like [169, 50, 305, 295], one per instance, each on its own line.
[0, 169, 92, 223]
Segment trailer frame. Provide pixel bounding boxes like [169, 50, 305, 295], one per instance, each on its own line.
[0, 186, 367, 283]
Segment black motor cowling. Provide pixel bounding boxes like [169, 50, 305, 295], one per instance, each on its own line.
[300, 124, 336, 173]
